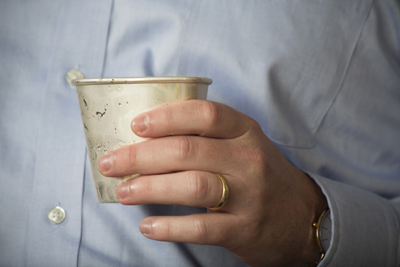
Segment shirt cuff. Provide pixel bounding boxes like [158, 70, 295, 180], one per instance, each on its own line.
[307, 173, 400, 266]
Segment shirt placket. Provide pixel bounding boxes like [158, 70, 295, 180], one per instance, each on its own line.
[25, 1, 113, 266]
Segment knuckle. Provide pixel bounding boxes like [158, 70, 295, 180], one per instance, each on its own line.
[243, 116, 265, 139]
[165, 220, 173, 239]
[238, 216, 265, 246]
[200, 101, 221, 129]
[128, 145, 137, 168]
[176, 136, 197, 161]
[222, 218, 248, 250]
[249, 118, 263, 134]
[165, 104, 175, 126]
[186, 172, 210, 203]
[241, 148, 271, 172]
[192, 218, 209, 242]
[142, 177, 154, 198]
[253, 150, 270, 169]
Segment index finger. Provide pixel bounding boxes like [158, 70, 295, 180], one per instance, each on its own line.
[131, 100, 257, 139]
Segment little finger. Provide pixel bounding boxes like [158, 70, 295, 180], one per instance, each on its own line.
[139, 213, 239, 248]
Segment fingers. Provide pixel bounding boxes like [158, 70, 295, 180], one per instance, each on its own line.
[98, 100, 264, 177]
[119, 171, 239, 248]
[131, 100, 256, 139]
[98, 135, 237, 177]
[116, 171, 226, 209]
[139, 213, 238, 247]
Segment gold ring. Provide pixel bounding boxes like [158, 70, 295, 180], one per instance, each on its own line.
[208, 173, 229, 210]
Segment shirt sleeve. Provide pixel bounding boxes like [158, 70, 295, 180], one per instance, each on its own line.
[310, 173, 400, 267]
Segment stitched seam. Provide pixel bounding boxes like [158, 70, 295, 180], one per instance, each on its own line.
[313, 0, 377, 139]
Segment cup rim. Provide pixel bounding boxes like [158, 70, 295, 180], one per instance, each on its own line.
[71, 76, 213, 86]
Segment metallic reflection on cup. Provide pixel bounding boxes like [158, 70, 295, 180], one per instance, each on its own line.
[73, 77, 212, 203]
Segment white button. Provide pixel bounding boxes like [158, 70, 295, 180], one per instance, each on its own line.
[66, 69, 84, 85]
[48, 206, 66, 224]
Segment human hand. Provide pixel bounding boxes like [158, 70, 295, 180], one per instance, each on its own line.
[98, 100, 328, 267]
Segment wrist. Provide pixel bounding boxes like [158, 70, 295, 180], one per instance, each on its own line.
[312, 208, 331, 266]
[299, 174, 329, 267]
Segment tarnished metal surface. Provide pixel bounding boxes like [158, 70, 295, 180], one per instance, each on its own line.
[75, 77, 211, 202]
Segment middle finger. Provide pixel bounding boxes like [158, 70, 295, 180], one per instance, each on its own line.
[98, 135, 236, 177]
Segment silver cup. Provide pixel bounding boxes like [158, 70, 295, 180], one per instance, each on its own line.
[73, 77, 212, 203]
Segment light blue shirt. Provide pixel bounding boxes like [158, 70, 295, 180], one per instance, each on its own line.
[1, 0, 399, 266]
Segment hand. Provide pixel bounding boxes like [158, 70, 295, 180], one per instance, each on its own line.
[98, 100, 328, 267]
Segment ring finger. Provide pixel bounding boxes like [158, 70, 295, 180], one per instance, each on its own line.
[117, 171, 229, 210]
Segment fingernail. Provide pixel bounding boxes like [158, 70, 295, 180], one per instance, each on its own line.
[98, 153, 113, 173]
[116, 182, 130, 200]
[131, 114, 149, 134]
[140, 218, 152, 235]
